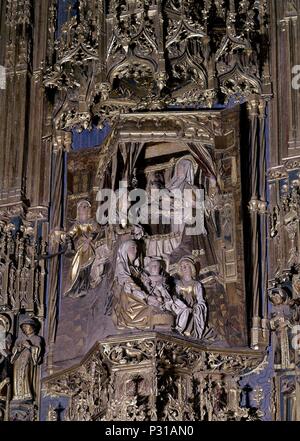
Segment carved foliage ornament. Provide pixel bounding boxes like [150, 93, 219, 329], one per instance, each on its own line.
[43, 0, 271, 132]
[43, 336, 265, 421]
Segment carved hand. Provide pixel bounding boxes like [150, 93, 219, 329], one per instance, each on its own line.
[148, 296, 162, 308]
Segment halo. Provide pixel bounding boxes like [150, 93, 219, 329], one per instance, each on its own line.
[0, 314, 11, 332]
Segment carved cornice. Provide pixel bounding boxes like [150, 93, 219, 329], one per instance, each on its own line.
[43, 332, 265, 388]
[117, 111, 223, 141]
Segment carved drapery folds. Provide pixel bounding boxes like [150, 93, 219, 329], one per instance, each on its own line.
[89, 108, 249, 346]
[43, 334, 265, 421]
[43, 0, 271, 132]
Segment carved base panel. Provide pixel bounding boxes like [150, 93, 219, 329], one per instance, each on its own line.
[9, 402, 38, 422]
[43, 333, 265, 421]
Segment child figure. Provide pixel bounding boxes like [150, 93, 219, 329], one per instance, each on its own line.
[144, 257, 172, 306]
[144, 257, 187, 317]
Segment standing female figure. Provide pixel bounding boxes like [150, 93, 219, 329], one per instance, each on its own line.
[175, 257, 207, 339]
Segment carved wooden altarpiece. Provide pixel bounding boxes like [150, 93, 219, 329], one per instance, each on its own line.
[0, 0, 300, 421]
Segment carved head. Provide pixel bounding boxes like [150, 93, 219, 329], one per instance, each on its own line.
[126, 241, 138, 263]
[269, 288, 288, 306]
[20, 317, 39, 337]
[176, 158, 195, 181]
[177, 159, 192, 178]
[147, 171, 165, 191]
[77, 200, 91, 223]
[21, 324, 35, 337]
[145, 257, 163, 276]
[119, 240, 138, 265]
[178, 257, 197, 280]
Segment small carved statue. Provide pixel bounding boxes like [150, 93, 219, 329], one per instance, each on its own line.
[112, 240, 174, 330]
[165, 157, 199, 235]
[52, 200, 99, 298]
[0, 314, 13, 400]
[11, 317, 44, 402]
[144, 257, 190, 328]
[269, 288, 295, 370]
[65, 200, 100, 297]
[143, 257, 173, 306]
[174, 257, 207, 339]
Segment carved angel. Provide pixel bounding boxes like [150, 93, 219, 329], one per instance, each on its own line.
[269, 288, 295, 370]
[51, 201, 99, 298]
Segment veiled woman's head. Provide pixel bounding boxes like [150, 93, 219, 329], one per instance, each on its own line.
[119, 240, 138, 264]
[176, 159, 193, 178]
[168, 158, 196, 189]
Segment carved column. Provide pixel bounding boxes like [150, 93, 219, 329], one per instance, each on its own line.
[46, 131, 72, 374]
[258, 101, 269, 330]
[25, 0, 56, 221]
[248, 97, 269, 350]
